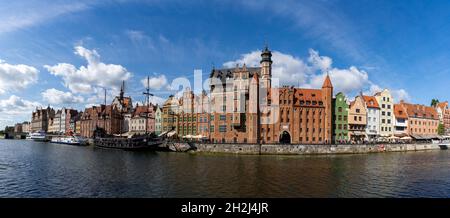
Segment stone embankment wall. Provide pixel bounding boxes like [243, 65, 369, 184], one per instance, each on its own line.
[193, 143, 442, 155]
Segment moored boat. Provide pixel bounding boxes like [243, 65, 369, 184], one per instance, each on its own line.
[50, 135, 88, 146]
[93, 134, 165, 150]
[29, 131, 49, 142]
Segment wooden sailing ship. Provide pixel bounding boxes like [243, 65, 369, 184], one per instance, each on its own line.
[93, 78, 166, 150]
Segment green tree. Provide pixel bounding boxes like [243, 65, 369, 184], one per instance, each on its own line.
[431, 99, 440, 107]
[438, 123, 445, 135]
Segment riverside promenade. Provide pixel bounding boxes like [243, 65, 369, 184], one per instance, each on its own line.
[193, 143, 443, 155]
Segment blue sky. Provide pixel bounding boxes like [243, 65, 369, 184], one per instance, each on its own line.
[1, 0, 450, 128]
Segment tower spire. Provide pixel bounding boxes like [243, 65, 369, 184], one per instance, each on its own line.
[120, 80, 125, 100]
[322, 73, 333, 88]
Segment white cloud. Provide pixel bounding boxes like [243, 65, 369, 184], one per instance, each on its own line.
[0, 2, 91, 34]
[368, 84, 410, 103]
[42, 88, 84, 105]
[44, 46, 132, 94]
[308, 49, 332, 72]
[140, 75, 168, 90]
[149, 95, 166, 105]
[391, 89, 411, 102]
[0, 95, 41, 116]
[308, 66, 370, 94]
[222, 48, 410, 100]
[223, 50, 311, 86]
[0, 60, 38, 94]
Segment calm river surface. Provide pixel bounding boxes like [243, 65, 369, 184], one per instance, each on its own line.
[1, 139, 450, 197]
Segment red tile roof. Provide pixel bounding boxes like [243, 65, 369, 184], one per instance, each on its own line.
[394, 104, 408, 119]
[400, 102, 438, 120]
[436, 101, 448, 110]
[295, 89, 323, 102]
[133, 105, 152, 117]
[362, 95, 380, 108]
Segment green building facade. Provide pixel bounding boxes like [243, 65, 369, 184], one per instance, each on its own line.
[333, 92, 349, 143]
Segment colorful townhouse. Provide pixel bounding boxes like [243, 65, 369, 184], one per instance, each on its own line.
[348, 94, 367, 143]
[393, 103, 408, 137]
[363, 95, 380, 141]
[398, 101, 439, 139]
[333, 92, 349, 143]
[154, 105, 162, 135]
[374, 89, 394, 138]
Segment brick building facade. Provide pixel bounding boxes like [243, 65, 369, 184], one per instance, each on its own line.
[208, 47, 333, 144]
[31, 106, 55, 133]
[400, 101, 439, 137]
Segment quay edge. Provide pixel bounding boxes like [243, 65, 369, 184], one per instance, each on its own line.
[192, 143, 442, 155]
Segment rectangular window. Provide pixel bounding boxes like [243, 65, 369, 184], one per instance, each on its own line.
[220, 115, 226, 120]
[219, 125, 227, 132]
[210, 125, 214, 132]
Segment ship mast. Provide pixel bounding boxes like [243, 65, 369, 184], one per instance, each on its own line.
[143, 76, 154, 135]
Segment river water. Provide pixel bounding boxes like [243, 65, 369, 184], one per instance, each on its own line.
[1, 139, 450, 197]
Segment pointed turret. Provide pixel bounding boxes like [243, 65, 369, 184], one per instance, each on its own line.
[321, 73, 333, 144]
[322, 74, 333, 88]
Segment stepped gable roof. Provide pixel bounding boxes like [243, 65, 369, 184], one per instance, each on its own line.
[81, 105, 103, 119]
[362, 95, 380, 108]
[394, 104, 408, 119]
[349, 100, 356, 108]
[163, 95, 179, 107]
[349, 96, 364, 109]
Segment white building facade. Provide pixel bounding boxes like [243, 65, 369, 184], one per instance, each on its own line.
[363, 96, 380, 141]
[375, 89, 394, 138]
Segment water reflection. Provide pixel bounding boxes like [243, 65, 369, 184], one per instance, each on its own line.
[1, 139, 450, 197]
